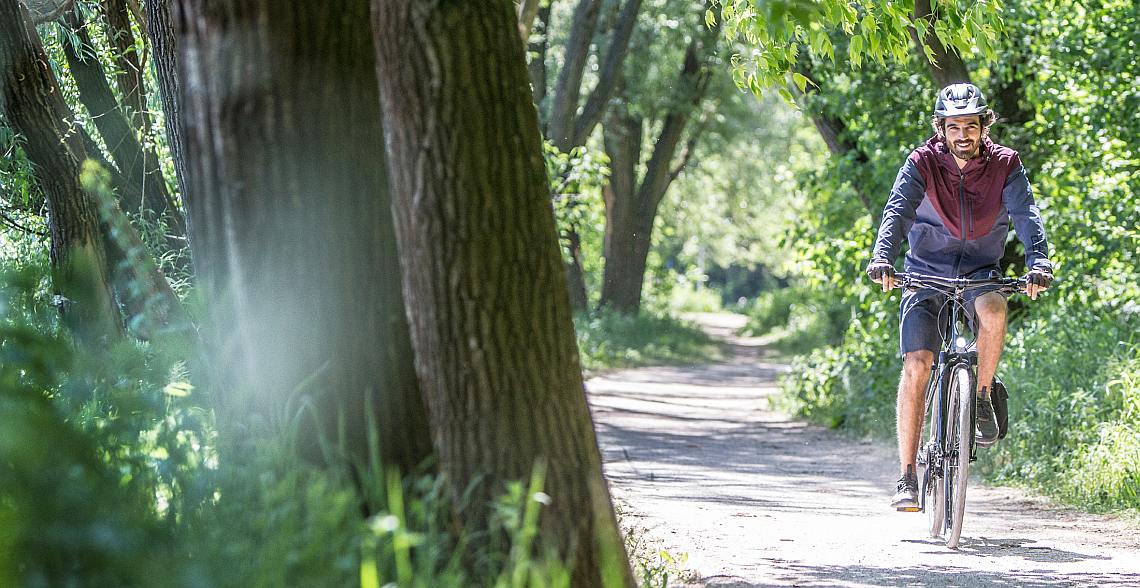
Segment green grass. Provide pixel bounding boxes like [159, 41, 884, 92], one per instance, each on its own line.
[574, 308, 722, 374]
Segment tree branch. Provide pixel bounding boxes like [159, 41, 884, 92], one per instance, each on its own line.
[0, 209, 47, 236]
[667, 113, 708, 185]
[517, 0, 540, 41]
[546, 0, 601, 150]
[571, 0, 642, 148]
[639, 21, 719, 211]
[30, 0, 75, 24]
[791, 62, 875, 215]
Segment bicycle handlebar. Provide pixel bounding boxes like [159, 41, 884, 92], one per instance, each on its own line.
[892, 272, 1027, 294]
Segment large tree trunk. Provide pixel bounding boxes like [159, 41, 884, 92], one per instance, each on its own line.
[174, 0, 433, 472]
[1, 0, 120, 343]
[599, 22, 716, 313]
[60, 10, 187, 247]
[372, 2, 633, 585]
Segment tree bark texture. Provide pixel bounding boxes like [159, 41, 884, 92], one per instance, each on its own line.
[61, 10, 187, 244]
[0, 0, 120, 343]
[145, 0, 192, 227]
[599, 22, 717, 314]
[909, 0, 971, 88]
[372, 2, 633, 585]
[174, 0, 433, 471]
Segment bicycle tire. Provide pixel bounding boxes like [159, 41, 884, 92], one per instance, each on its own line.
[925, 391, 945, 538]
[944, 365, 973, 548]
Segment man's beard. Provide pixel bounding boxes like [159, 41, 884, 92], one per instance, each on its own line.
[950, 139, 979, 160]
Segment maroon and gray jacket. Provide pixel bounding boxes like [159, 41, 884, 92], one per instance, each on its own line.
[872, 136, 1052, 277]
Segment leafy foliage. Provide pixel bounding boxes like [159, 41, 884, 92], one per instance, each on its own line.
[717, 0, 1004, 95]
[546, 140, 610, 303]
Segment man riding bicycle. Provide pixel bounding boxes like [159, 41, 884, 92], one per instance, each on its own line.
[865, 83, 1054, 510]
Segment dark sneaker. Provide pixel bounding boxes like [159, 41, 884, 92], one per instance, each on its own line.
[891, 467, 920, 511]
[976, 392, 1000, 447]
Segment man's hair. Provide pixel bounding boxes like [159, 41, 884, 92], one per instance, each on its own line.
[931, 109, 998, 138]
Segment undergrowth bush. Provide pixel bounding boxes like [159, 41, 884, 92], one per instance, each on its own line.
[978, 304, 1140, 511]
[574, 308, 721, 373]
[666, 280, 723, 313]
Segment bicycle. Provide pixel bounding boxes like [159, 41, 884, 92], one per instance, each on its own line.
[894, 271, 1025, 549]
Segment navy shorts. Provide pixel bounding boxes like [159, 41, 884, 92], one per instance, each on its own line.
[898, 267, 1006, 357]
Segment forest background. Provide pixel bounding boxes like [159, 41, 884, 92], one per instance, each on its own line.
[0, 0, 1137, 586]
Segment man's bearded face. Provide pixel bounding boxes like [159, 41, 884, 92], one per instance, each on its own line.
[944, 115, 983, 160]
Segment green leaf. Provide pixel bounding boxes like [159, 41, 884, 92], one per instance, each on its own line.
[849, 34, 864, 67]
[792, 72, 809, 93]
[860, 14, 877, 34]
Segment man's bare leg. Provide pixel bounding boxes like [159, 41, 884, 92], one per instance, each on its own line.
[974, 292, 1008, 397]
[898, 350, 934, 475]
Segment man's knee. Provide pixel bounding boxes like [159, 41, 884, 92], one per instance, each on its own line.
[974, 292, 1008, 329]
[902, 350, 934, 381]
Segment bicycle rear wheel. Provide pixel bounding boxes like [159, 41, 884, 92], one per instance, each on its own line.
[944, 365, 974, 548]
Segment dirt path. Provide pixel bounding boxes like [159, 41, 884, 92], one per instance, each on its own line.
[588, 312, 1140, 587]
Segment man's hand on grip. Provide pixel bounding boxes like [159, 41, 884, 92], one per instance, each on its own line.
[1025, 268, 1052, 300]
[866, 260, 897, 292]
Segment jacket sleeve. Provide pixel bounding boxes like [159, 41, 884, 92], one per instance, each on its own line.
[871, 157, 926, 264]
[1002, 160, 1052, 272]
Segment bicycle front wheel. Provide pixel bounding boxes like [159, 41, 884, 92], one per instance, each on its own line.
[925, 390, 945, 539]
[944, 365, 974, 548]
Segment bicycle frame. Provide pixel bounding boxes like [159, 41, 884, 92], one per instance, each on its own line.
[918, 283, 979, 515]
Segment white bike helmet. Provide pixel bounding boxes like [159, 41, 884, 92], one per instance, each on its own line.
[933, 83, 988, 118]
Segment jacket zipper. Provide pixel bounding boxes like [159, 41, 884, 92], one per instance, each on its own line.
[953, 167, 966, 277]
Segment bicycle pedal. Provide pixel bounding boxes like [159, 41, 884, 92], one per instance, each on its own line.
[896, 506, 921, 512]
